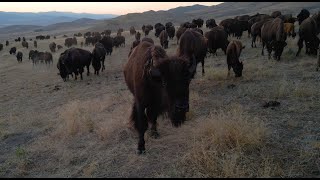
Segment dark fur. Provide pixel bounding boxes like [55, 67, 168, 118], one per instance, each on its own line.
[16, 51, 23, 62]
[205, 26, 229, 56]
[159, 30, 169, 49]
[226, 40, 245, 77]
[92, 42, 107, 75]
[49, 42, 56, 53]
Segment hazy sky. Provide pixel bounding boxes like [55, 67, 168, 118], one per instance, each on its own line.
[0, 2, 222, 15]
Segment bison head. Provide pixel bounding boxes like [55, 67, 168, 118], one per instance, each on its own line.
[58, 51, 73, 81]
[148, 54, 196, 127]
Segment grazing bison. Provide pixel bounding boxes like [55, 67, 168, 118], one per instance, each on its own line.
[141, 37, 154, 44]
[175, 27, 187, 44]
[192, 18, 204, 28]
[205, 26, 229, 56]
[130, 26, 136, 35]
[296, 12, 320, 58]
[34, 40, 37, 48]
[57, 48, 92, 81]
[99, 36, 113, 55]
[261, 17, 287, 61]
[6, 40, 9, 46]
[49, 42, 57, 53]
[206, 19, 218, 29]
[159, 30, 169, 49]
[0, 44, 3, 51]
[251, 18, 273, 48]
[284, 23, 296, 38]
[92, 42, 107, 75]
[16, 52, 23, 62]
[271, 11, 282, 18]
[226, 40, 245, 77]
[57, 45, 63, 50]
[166, 26, 175, 40]
[178, 29, 207, 76]
[22, 41, 29, 49]
[9, 47, 17, 55]
[32, 51, 53, 65]
[123, 41, 196, 154]
[297, 9, 310, 25]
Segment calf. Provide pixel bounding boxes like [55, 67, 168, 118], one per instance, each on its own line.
[226, 40, 245, 77]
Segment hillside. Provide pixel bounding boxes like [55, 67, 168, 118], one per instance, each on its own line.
[87, 2, 320, 32]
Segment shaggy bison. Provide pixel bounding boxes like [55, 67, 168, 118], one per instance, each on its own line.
[10, 47, 17, 55]
[226, 40, 245, 77]
[166, 26, 175, 40]
[22, 41, 28, 49]
[192, 18, 204, 28]
[284, 23, 296, 38]
[159, 30, 169, 49]
[205, 26, 229, 56]
[92, 42, 107, 75]
[57, 48, 92, 81]
[206, 19, 218, 29]
[250, 18, 273, 48]
[297, 9, 310, 25]
[16, 52, 23, 62]
[49, 42, 57, 53]
[123, 41, 196, 154]
[261, 17, 287, 61]
[178, 29, 207, 76]
[99, 36, 113, 55]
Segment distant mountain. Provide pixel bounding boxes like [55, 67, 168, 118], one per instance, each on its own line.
[87, 2, 320, 32]
[0, 11, 118, 27]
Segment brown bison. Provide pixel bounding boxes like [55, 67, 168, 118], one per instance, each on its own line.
[271, 11, 282, 18]
[226, 40, 245, 77]
[65, 38, 74, 48]
[113, 35, 125, 48]
[192, 18, 204, 28]
[248, 14, 272, 36]
[57, 48, 92, 81]
[6, 40, 9, 46]
[251, 18, 273, 48]
[297, 9, 310, 25]
[34, 40, 37, 48]
[10, 47, 17, 55]
[175, 27, 187, 44]
[178, 29, 207, 76]
[0, 44, 3, 51]
[92, 42, 107, 75]
[49, 42, 57, 52]
[129, 40, 140, 57]
[22, 41, 28, 49]
[141, 37, 154, 44]
[166, 26, 175, 40]
[123, 41, 196, 154]
[135, 31, 141, 41]
[284, 23, 296, 38]
[205, 26, 229, 56]
[16, 51, 23, 62]
[155, 24, 165, 38]
[144, 27, 150, 36]
[99, 36, 113, 55]
[296, 12, 320, 57]
[206, 19, 217, 29]
[57, 45, 63, 50]
[261, 17, 287, 61]
[159, 30, 169, 49]
[130, 26, 136, 35]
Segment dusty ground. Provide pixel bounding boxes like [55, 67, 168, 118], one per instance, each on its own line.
[0, 26, 319, 177]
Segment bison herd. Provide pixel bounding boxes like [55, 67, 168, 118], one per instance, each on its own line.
[0, 8, 320, 154]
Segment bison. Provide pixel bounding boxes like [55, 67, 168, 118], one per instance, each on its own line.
[65, 38, 74, 48]
[205, 26, 229, 56]
[16, 51, 23, 62]
[0, 44, 3, 51]
[178, 29, 207, 76]
[297, 9, 310, 25]
[206, 19, 218, 29]
[175, 27, 187, 44]
[22, 41, 29, 49]
[49, 42, 57, 53]
[92, 42, 107, 75]
[135, 31, 141, 41]
[284, 23, 296, 38]
[166, 26, 175, 40]
[192, 18, 204, 28]
[130, 26, 136, 35]
[261, 17, 287, 61]
[123, 41, 196, 154]
[57, 48, 92, 81]
[99, 36, 113, 55]
[226, 40, 245, 77]
[6, 40, 9, 46]
[296, 12, 320, 58]
[9, 47, 17, 55]
[251, 18, 273, 48]
[34, 40, 37, 48]
[155, 24, 165, 38]
[159, 30, 169, 49]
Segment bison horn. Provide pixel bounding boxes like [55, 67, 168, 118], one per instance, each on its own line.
[188, 54, 197, 74]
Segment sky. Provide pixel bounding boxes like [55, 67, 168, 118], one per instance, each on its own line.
[0, 2, 222, 15]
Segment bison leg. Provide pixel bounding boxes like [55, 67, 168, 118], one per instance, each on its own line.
[132, 102, 148, 154]
[296, 38, 304, 57]
[146, 107, 160, 139]
[261, 42, 265, 56]
[267, 43, 272, 60]
[227, 64, 231, 77]
[201, 59, 205, 76]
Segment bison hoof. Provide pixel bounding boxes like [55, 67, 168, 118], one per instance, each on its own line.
[136, 149, 146, 155]
[150, 131, 160, 139]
